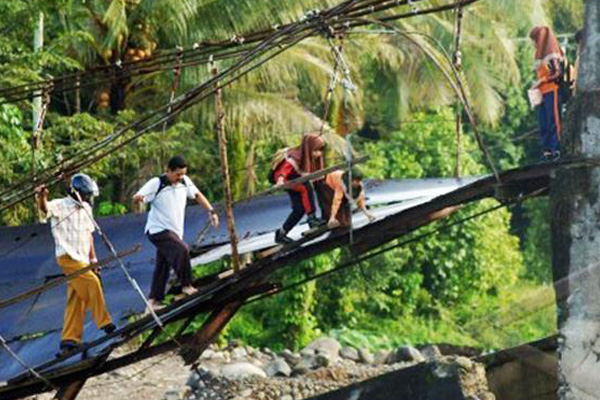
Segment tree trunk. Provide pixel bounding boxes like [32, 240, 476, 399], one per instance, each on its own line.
[551, 2, 600, 399]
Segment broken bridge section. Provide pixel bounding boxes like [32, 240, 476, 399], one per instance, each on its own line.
[0, 161, 565, 399]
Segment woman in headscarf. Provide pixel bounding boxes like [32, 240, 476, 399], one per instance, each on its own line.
[530, 26, 564, 161]
[271, 134, 326, 244]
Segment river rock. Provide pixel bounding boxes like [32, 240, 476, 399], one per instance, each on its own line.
[374, 350, 391, 365]
[220, 362, 267, 380]
[280, 349, 301, 366]
[339, 346, 360, 362]
[266, 358, 292, 377]
[231, 347, 248, 360]
[419, 344, 442, 360]
[358, 348, 374, 364]
[162, 388, 180, 400]
[186, 371, 201, 390]
[200, 349, 216, 360]
[303, 337, 340, 363]
[292, 358, 313, 375]
[392, 346, 425, 363]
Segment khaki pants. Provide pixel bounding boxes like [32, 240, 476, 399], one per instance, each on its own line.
[57, 255, 112, 344]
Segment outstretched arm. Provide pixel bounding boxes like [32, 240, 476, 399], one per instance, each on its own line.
[35, 186, 49, 215]
[195, 192, 219, 227]
[358, 194, 375, 222]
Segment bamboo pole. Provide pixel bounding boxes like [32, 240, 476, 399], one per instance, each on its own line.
[212, 64, 240, 273]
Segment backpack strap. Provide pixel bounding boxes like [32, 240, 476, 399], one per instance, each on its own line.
[154, 174, 187, 198]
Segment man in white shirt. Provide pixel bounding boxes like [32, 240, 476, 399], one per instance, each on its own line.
[133, 155, 219, 310]
[37, 173, 115, 354]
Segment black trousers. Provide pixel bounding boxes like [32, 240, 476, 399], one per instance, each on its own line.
[147, 230, 192, 301]
[283, 182, 317, 232]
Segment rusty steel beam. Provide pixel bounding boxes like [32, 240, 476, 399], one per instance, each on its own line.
[0, 161, 573, 400]
[180, 299, 245, 365]
[54, 379, 87, 400]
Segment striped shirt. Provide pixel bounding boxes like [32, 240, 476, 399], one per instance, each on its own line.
[47, 197, 95, 264]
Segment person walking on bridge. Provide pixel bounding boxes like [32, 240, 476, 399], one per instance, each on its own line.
[270, 134, 326, 244]
[530, 26, 564, 161]
[37, 173, 115, 355]
[133, 155, 219, 311]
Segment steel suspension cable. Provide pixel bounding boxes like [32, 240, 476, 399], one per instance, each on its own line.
[0, 0, 429, 104]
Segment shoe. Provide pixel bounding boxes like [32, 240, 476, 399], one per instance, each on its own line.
[551, 151, 561, 161]
[57, 340, 82, 357]
[275, 228, 294, 245]
[101, 323, 116, 335]
[306, 214, 325, 229]
[541, 152, 552, 162]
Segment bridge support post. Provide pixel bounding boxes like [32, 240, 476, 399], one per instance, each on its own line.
[180, 299, 244, 365]
[211, 64, 241, 273]
[54, 379, 86, 400]
[551, 2, 600, 399]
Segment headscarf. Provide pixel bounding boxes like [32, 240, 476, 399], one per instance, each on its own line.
[287, 134, 326, 174]
[529, 26, 564, 65]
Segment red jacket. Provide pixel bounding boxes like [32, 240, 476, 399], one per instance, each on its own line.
[273, 159, 300, 183]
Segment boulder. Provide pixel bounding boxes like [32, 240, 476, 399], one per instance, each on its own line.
[280, 349, 301, 366]
[339, 346, 360, 362]
[162, 388, 179, 400]
[392, 346, 425, 363]
[220, 362, 267, 380]
[292, 358, 313, 376]
[374, 350, 391, 365]
[303, 337, 341, 363]
[231, 347, 248, 360]
[200, 349, 215, 360]
[265, 358, 292, 377]
[419, 344, 442, 361]
[186, 371, 201, 390]
[314, 354, 331, 368]
[358, 348, 374, 364]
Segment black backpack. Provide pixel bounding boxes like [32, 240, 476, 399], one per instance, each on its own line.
[154, 174, 186, 198]
[559, 58, 575, 103]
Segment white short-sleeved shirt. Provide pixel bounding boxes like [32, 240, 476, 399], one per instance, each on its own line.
[47, 197, 95, 263]
[135, 175, 200, 239]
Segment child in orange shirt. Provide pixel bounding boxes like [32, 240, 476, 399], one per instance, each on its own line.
[322, 169, 375, 229]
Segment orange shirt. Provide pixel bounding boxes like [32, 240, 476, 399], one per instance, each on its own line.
[536, 58, 562, 94]
[325, 171, 366, 218]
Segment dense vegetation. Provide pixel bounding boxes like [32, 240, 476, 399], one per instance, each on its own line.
[0, 0, 585, 351]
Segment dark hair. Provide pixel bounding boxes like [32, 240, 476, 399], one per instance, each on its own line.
[167, 155, 187, 171]
[343, 168, 363, 182]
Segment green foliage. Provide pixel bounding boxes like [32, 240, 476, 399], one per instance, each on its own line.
[0, 0, 567, 353]
[97, 201, 127, 216]
[521, 197, 552, 283]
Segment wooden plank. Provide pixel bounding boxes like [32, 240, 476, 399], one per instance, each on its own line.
[258, 244, 283, 259]
[254, 155, 369, 198]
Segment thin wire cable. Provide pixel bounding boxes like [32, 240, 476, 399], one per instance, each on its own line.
[0, 0, 479, 212]
[246, 200, 511, 305]
[72, 192, 166, 331]
[0, 0, 410, 102]
[0, 333, 58, 390]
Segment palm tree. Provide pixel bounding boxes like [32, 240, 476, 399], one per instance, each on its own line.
[40, 0, 549, 199]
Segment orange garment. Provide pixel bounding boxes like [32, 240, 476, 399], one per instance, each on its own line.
[325, 170, 365, 220]
[57, 255, 112, 344]
[536, 59, 561, 94]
